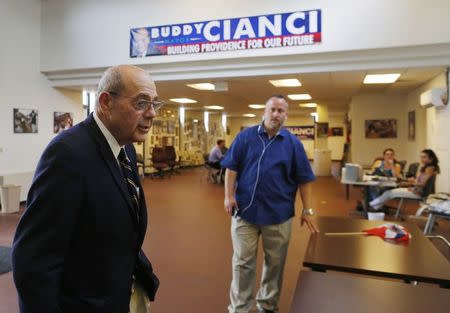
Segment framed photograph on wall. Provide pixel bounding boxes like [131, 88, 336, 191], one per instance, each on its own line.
[329, 127, 344, 137]
[408, 111, 416, 141]
[14, 108, 38, 133]
[365, 119, 397, 139]
[53, 112, 73, 134]
[316, 122, 329, 138]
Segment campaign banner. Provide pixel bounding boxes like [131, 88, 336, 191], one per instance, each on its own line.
[286, 126, 315, 140]
[130, 10, 321, 57]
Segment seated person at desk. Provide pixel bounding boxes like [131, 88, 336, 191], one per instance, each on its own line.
[368, 148, 402, 201]
[208, 139, 226, 180]
[370, 148, 402, 178]
[369, 149, 440, 211]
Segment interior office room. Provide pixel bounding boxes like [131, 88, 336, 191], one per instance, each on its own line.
[1, 1, 450, 313]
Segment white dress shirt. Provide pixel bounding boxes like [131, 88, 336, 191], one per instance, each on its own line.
[93, 112, 123, 166]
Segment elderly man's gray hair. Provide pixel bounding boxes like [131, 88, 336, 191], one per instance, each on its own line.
[95, 66, 125, 107]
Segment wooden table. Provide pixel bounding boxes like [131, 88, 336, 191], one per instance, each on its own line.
[303, 217, 450, 286]
[289, 271, 450, 313]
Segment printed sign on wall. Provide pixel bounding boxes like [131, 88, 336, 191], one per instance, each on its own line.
[286, 126, 315, 140]
[130, 10, 322, 57]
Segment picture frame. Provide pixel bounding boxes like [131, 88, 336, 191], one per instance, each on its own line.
[53, 112, 73, 134]
[14, 108, 38, 133]
[365, 119, 397, 139]
[316, 122, 329, 138]
[408, 111, 416, 141]
[330, 127, 344, 137]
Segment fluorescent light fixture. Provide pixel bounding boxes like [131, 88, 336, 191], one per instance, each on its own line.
[170, 98, 197, 104]
[204, 105, 224, 110]
[82, 90, 89, 106]
[310, 112, 318, 122]
[193, 119, 199, 123]
[288, 94, 312, 100]
[299, 102, 317, 108]
[204, 111, 209, 132]
[179, 107, 185, 125]
[222, 113, 227, 130]
[363, 73, 401, 84]
[187, 83, 215, 90]
[248, 104, 266, 109]
[167, 110, 171, 113]
[269, 79, 301, 87]
[243, 113, 256, 118]
[89, 92, 96, 113]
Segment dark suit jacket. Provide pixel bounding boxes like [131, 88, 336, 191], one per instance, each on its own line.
[12, 114, 158, 313]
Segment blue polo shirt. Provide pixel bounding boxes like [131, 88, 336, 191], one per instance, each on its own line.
[221, 125, 315, 225]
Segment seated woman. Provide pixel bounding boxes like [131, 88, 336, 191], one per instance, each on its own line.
[368, 148, 402, 201]
[369, 149, 440, 211]
[370, 148, 402, 178]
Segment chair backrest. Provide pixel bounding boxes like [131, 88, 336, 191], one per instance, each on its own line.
[164, 146, 177, 161]
[405, 162, 420, 178]
[397, 160, 407, 172]
[421, 174, 437, 198]
[136, 153, 144, 165]
[152, 147, 167, 163]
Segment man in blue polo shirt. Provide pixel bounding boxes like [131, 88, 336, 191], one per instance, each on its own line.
[221, 95, 317, 313]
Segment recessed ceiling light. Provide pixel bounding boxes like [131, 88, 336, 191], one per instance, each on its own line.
[193, 119, 199, 123]
[363, 74, 401, 84]
[299, 103, 317, 108]
[167, 110, 172, 113]
[170, 98, 197, 104]
[204, 105, 224, 110]
[186, 83, 215, 90]
[269, 79, 301, 87]
[243, 113, 256, 118]
[288, 94, 312, 100]
[171, 114, 175, 117]
[248, 104, 266, 109]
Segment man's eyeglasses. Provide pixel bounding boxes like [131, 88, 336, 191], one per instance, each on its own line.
[108, 91, 164, 112]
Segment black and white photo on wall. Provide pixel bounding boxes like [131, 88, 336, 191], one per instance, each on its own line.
[54, 112, 73, 134]
[408, 110, 416, 141]
[13, 108, 38, 133]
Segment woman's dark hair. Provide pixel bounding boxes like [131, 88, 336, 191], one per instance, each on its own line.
[383, 148, 395, 155]
[420, 149, 440, 174]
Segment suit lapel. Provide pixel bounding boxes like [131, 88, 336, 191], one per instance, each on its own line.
[84, 115, 139, 228]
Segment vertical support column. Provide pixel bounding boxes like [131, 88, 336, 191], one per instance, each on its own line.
[313, 104, 332, 176]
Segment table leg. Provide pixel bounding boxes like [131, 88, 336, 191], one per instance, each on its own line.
[346, 184, 349, 200]
[363, 186, 370, 212]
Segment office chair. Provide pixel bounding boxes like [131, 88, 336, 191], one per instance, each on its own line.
[151, 147, 169, 178]
[164, 146, 179, 174]
[394, 175, 437, 219]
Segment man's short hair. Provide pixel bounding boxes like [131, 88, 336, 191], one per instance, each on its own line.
[95, 67, 126, 107]
[268, 94, 288, 102]
[217, 139, 224, 145]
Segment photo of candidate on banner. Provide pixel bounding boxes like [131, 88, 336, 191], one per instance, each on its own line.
[130, 9, 321, 57]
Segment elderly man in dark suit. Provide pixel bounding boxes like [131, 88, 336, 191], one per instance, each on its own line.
[12, 65, 161, 313]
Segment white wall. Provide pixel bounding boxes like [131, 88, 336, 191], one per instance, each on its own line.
[405, 72, 450, 193]
[349, 94, 408, 166]
[227, 114, 346, 160]
[0, 0, 85, 175]
[40, 0, 450, 72]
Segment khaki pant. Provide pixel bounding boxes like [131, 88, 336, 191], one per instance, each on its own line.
[228, 217, 292, 313]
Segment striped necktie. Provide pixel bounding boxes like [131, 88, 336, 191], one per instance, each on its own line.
[118, 148, 140, 224]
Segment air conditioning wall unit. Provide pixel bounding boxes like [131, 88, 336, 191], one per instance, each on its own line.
[420, 88, 447, 108]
